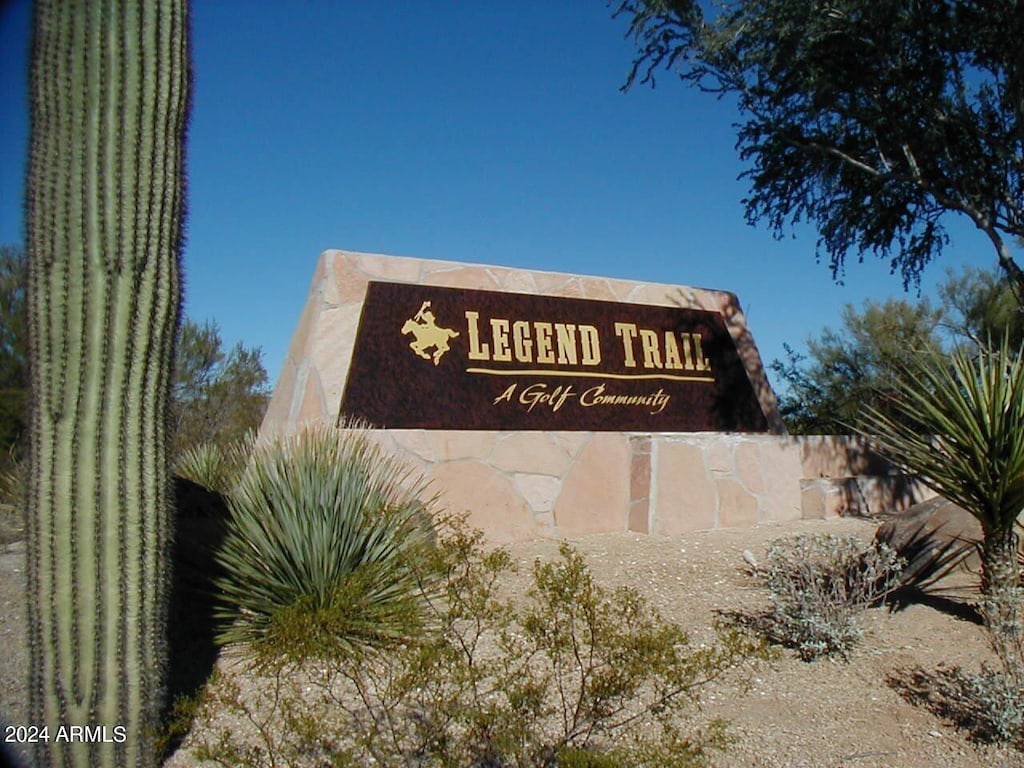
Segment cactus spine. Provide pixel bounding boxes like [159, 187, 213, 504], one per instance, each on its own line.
[25, 2, 189, 766]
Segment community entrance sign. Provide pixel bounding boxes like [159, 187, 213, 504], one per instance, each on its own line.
[340, 281, 768, 431]
[260, 251, 926, 542]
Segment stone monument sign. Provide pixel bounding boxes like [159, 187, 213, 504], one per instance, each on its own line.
[341, 281, 769, 431]
[260, 251, 928, 541]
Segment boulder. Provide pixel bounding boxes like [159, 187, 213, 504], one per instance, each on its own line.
[875, 497, 982, 584]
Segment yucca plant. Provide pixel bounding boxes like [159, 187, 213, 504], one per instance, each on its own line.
[214, 424, 437, 662]
[859, 334, 1024, 637]
[174, 431, 256, 496]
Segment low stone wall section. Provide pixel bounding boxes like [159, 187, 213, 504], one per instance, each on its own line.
[366, 430, 932, 542]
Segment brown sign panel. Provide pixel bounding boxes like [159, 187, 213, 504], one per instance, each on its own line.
[340, 281, 769, 431]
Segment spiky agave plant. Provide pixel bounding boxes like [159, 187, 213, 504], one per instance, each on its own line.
[25, 2, 189, 766]
[860, 335, 1024, 636]
[214, 424, 437, 662]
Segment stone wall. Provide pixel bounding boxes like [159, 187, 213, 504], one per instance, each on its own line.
[358, 430, 931, 541]
[260, 250, 931, 542]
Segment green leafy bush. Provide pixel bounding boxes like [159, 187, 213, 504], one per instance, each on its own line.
[750, 534, 903, 661]
[188, 516, 768, 767]
[213, 424, 437, 657]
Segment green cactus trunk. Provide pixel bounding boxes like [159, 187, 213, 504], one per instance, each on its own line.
[25, 2, 189, 767]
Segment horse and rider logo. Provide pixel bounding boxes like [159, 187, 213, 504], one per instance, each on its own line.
[402, 300, 459, 365]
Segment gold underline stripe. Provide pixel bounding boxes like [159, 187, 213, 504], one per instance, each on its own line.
[465, 367, 714, 383]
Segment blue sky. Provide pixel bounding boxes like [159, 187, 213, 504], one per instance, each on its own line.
[0, 1, 1004, 394]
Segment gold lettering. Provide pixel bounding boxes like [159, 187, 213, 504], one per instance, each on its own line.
[663, 332, 683, 369]
[520, 382, 576, 412]
[639, 329, 663, 369]
[494, 383, 516, 404]
[692, 332, 711, 371]
[554, 323, 578, 365]
[512, 321, 533, 362]
[680, 333, 694, 370]
[614, 322, 639, 367]
[580, 384, 671, 415]
[535, 322, 555, 363]
[466, 311, 489, 360]
[490, 318, 511, 362]
[674, 333, 711, 371]
[465, 313, 603, 368]
[580, 325, 601, 365]
[520, 383, 546, 412]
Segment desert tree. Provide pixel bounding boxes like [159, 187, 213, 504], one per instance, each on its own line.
[939, 264, 1024, 350]
[771, 297, 943, 434]
[170, 319, 269, 456]
[616, 0, 1024, 299]
[772, 265, 1021, 434]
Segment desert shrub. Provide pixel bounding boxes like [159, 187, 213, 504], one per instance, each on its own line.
[751, 533, 903, 660]
[883, 547, 1024, 745]
[889, 617, 1024, 747]
[187, 516, 768, 767]
[957, 668, 1024, 744]
[213, 423, 437, 657]
[953, 597, 1024, 744]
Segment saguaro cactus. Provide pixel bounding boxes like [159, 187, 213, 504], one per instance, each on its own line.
[25, 2, 189, 766]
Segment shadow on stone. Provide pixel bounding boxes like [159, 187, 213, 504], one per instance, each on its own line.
[874, 497, 990, 621]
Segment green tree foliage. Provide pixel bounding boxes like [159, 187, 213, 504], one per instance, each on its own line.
[25, 2, 189, 766]
[616, 0, 1024, 298]
[0, 244, 27, 454]
[940, 265, 1024, 349]
[0, 245, 27, 543]
[770, 298, 943, 434]
[772, 265, 1023, 434]
[171, 319, 270, 455]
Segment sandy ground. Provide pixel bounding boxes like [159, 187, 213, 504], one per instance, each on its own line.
[3, 516, 1024, 767]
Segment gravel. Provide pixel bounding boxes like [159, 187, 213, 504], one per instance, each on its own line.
[4, 517, 1024, 767]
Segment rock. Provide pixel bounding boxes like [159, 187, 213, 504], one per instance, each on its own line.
[875, 497, 982, 584]
[742, 549, 759, 571]
[877, 496, 982, 550]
